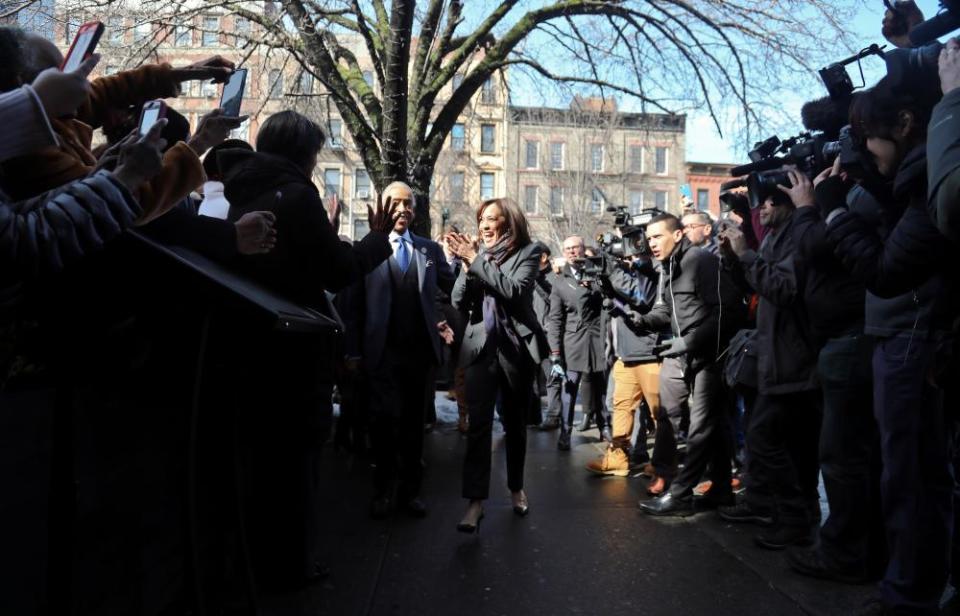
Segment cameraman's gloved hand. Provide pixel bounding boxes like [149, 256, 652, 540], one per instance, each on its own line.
[549, 355, 566, 382]
[654, 337, 688, 359]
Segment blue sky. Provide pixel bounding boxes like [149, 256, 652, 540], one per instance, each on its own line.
[687, 0, 946, 163]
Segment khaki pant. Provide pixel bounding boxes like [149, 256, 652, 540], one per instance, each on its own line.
[611, 360, 661, 450]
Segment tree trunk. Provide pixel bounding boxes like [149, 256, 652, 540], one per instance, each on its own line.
[381, 0, 415, 183]
[410, 172, 432, 238]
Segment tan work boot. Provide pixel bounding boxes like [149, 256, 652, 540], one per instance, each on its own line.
[586, 447, 630, 477]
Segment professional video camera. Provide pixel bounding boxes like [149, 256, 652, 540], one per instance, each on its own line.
[730, 132, 834, 208]
[908, 0, 960, 45]
[598, 206, 665, 259]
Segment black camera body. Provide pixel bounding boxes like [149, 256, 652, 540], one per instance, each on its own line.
[601, 206, 666, 259]
[734, 132, 836, 209]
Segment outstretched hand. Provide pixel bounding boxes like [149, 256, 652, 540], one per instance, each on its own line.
[367, 192, 398, 234]
[31, 53, 99, 119]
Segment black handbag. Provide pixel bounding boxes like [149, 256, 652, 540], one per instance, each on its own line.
[724, 328, 758, 390]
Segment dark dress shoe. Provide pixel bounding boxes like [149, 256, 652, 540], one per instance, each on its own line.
[557, 431, 571, 451]
[638, 492, 695, 517]
[786, 548, 869, 584]
[537, 418, 560, 431]
[402, 497, 428, 518]
[370, 496, 392, 520]
[600, 426, 613, 443]
[754, 525, 814, 550]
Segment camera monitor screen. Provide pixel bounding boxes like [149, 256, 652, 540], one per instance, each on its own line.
[220, 69, 247, 117]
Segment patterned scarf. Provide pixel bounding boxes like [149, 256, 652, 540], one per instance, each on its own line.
[478, 234, 522, 354]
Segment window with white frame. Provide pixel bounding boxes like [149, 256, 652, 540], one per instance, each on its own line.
[480, 173, 495, 200]
[550, 142, 564, 170]
[590, 144, 604, 172]
[450, 172, 465, 201]
[590, 188, 604, 214]
[524, 186, 538, 214]
[108, 16, 124, 44]
[328, 119, 342, 148]
[655, 146, 669, 175]
[481, 77, 496, 104]
[654, 190, 668, 210]
[175, 25, 191, 46]
[354, 169, 371, 199]
[202, 16, 218, 46]
[629, 145, 644, 173]
[298, 71, 314, 95]
[234, 17, 250, 38]
[323, 168, 341, 198]
[480, 124, 495, 153]
[524, 140, 538, 169]
[697, 189, 710, 211]
[134, 21, 152, 42]
[451, 123, 465, 150]
[549, 186, 563, 215]
[353, 218, 369, 240]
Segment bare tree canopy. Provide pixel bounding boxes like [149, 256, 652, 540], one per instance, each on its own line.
[14, 0, 866, 233]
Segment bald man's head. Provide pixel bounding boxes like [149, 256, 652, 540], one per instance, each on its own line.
[383, 182, 415, 234]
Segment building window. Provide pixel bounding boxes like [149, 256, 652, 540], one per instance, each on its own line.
[362, 70, 374, 87]
[328, 119, 342, 148]
[590, 188, 603, 214]
[297, 70, 314, 94]
[630, 145, 644, 173]
[452, 73, 463, 91]
[480, 173, 495, 200]
[550, 142, 564, 170]
[697, 189, 710, 211]
[655, 146, 669, 175]
[105, 65, 119, 76]
[175, 25, 191, 46]
[353, 218, 369, 240]
[481, 77, 496, 104]
[201, 79, 217, 98]
[268, 69, 283, 98]
[450, 172, 465, 202]
[63, 16, 74, 44]
[654, 190, 668, 210]
[524, 186, 538, 215]
[590, 144, 604, 172]
[323, 168, 341, 198]
[628, 190, 643, 215]
[202, 16, 219, 46]
[549, 186, 563, 215]
[230, 118, 250, 141]
[451, 123, 465, 151]
[234, 17, 250, 38]
[480, 124, 495, 153]
[354, 169, 371, 199]
[524, 140, 538, 169]
[134, 21, 152, 43]
[108, 16, 124, 44]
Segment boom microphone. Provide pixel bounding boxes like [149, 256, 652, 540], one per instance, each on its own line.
[801, 96, 848, 139]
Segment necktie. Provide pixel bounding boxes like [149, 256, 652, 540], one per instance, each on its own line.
[395, 237, 410, 272]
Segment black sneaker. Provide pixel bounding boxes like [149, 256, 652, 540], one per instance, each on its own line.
[786, 548, 870, 585]
[557, 431, 571, 451]
[717, 501, 774, 526]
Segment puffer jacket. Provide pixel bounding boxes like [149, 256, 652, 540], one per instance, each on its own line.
[827, 145, 957, 336]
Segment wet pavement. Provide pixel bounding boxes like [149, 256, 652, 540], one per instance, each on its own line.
[262, 395, 880, 616]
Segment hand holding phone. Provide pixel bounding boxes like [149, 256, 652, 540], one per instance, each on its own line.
[31, 53, 99, 119]
[139, 100, 168, 137]
[62, 21, 104, 73]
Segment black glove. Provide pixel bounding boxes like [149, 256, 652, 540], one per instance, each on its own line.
[653, 337, 688, 358]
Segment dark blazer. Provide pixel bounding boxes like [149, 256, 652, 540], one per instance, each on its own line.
[547, 265, 605, 372]
[358, 233, 455, 368]
[452, 242, 545, 368]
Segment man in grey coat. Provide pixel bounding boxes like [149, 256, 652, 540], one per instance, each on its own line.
[349, 182, 456, 519]
[548, 235, 611, 450]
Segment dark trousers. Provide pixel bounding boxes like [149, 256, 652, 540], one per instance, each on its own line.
[816, 333, 884, 575]
[539, 359, 563, 422]
[873, 336, 952, 613]
[745, 390, 821, 528]
[562, 369, 606, 431]
[652, 357, 732, 497]
[462, 348, 532, 500]
[369, 347, 432, 499]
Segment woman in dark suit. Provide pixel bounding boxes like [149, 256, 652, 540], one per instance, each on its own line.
[445, 198, 544, 533]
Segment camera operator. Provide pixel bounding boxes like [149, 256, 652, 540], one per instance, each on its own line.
[819, 79, 956, 614]
[584, 252, 664, 477]
[772, 169, 884, 583]
[717, 174, 823, 551]
[628, 214, 745, 517]
[548, 235, 611, 450]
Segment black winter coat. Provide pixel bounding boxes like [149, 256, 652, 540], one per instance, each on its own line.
[220, 150, 391, 309]
[547, 265, 606, 372]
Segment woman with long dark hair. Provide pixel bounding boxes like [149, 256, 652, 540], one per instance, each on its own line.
[445, 198, 544, 533]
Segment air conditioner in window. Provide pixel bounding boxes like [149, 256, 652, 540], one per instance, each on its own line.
[356, 189, 369, 199]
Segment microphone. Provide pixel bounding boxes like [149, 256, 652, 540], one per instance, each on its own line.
[909, 10, 960, 46]
[801, 96, 848, 139]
